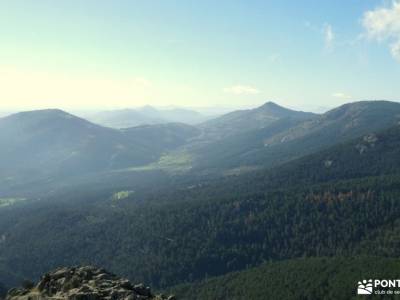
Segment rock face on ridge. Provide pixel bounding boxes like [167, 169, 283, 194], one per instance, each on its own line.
[6, 266, 175, 300]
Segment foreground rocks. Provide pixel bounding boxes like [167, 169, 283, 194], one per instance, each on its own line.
[6, 266, 175, 300]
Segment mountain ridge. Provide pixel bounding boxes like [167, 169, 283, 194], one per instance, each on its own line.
[0, 109, 200, 186]
[191, 100, 400, 171]
[197, 100, 316, 141]
[84, 105, 209, 128]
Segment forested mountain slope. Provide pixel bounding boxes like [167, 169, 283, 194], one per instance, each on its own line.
[1, 124, 400, 289]
[223, 123, 400, 191]
[0, 282, 6, 300]
[192, 100, 400, 171]
[169, 257, 400, 300]
[2, 174, 400, 288]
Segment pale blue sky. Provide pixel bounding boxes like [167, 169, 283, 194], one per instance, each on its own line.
[0, 0, 399, 112]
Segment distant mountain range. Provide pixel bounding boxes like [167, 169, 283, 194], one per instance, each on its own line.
[83, 106, 211, 128]
[0, 109, 200, 182]
[1, 100, 400, 191]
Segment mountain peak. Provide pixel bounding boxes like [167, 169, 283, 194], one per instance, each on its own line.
[2, 109, 78, 123]
[256, 101, 316, 119]
[13, 108, 68, 116]
[260, 101, 282, 108]
[2, 109, 93, 126]
[257, 101, 288, 112]
[198, 101, 316, 141]
[0, 109, 107, 141]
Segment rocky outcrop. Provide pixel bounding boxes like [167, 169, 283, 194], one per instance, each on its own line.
[6, 266, 175, 300]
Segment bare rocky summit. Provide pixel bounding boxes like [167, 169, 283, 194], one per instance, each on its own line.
[6, 266, 175, 300]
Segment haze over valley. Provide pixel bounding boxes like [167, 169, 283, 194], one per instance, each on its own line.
[2, 99, 400, 299]
[2, 1, 400, 299]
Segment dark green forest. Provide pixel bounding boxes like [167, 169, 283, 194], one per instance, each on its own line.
[2, 174, 400, 288]
[169, 257, 400, 300]
[0, 282, 6, 299]
[1, 125, 400, 294]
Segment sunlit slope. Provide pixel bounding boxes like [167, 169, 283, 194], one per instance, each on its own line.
[192, 100, 400, 171]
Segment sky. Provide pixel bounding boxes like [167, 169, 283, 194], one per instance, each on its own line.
[0, 0, 399, 112]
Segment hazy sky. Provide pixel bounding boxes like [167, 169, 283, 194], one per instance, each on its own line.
[0, 0, 399, 112]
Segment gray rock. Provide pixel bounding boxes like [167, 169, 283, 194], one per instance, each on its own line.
[6, 266, 173, 300]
